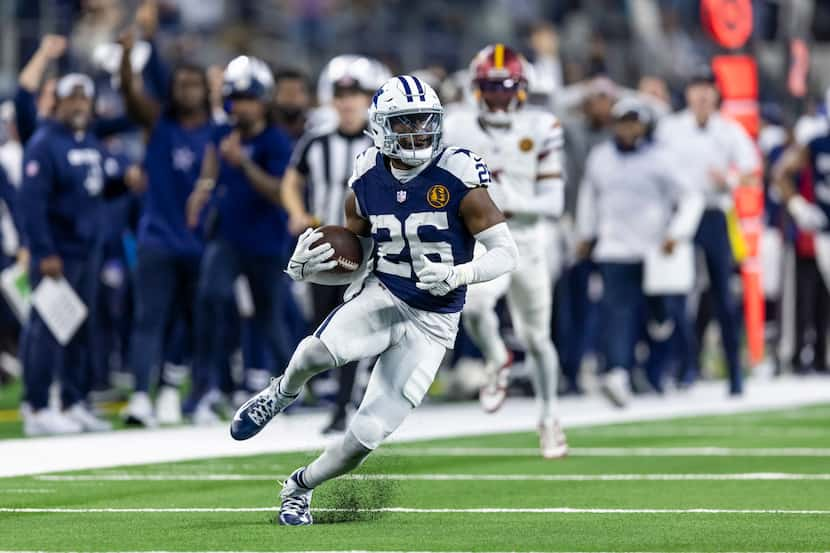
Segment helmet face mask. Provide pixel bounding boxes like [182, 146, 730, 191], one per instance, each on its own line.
[368, 76, 444, 167]
[470, 44, 528, 124]
[476, 78, 524, 115]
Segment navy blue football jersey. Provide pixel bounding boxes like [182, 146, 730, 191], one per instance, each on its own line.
[806, 134, 830, 230]
[349, 146, 492, 313]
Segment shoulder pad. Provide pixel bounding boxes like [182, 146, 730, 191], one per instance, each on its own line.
[348, 146, 381, 188]
[436, 147, 491, 188]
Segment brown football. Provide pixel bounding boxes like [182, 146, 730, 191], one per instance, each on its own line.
[311, 225, 363, 273]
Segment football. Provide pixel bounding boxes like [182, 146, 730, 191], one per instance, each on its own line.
[312, 225, 363, 273]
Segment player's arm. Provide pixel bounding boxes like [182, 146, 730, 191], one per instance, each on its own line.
[118, 30, 161, 131]
[282, 134, 318, 235]
[280, 167, 311, 233]
[772, 144, 829, 231]
[19, 147, 61, 277]
[660, 149, 703, 253]
[574, 154, 599, 259]
[238, 154, 282, 204]
[186, 144, 219, 228]
[416, 186, 518, 297]
[286, 191, 374, 285]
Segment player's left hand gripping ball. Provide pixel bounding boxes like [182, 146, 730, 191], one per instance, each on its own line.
[285, 228, 338, 281]
[416, 255, 461, 296]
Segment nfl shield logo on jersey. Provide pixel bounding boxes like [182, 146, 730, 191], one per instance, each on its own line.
[396, 190, 407, 203]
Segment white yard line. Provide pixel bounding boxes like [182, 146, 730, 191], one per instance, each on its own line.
[2, 506, 830, 515]
[573, 426, 830, 438]
[3, 551, 826, 553]
[34, 472, 830, 482]
[378, 447, 830, 457]
[0, 488, 55, 493]
[2, 375, 829, 477]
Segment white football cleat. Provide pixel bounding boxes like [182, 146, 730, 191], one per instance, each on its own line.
[23, 407, 83, 436]
[600, 368, 630, 408]
[479, 353, 513, 414]
[279, 468, 314, 526]
[230, 376, 298, 440]
[65, 403, 113, 432]
[155, 386, 182, 425]
[538, 419, 568, 459]
[122, 391, 157, 428]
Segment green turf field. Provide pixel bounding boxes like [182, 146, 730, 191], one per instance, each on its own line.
[1, 403, 830, 552]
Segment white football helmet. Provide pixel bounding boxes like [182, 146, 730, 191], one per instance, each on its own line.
[368, 75, 443, 166]
[317, 55, 391, 105]
[223, 56, 274, 101]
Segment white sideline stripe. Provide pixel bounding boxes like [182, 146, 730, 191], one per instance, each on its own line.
[2, 506, 830, 515]
[377, 447, 830, 457]
[0, 488, 55, 493]
[4, 375, 830, 478]
[34, 473, 830, 482]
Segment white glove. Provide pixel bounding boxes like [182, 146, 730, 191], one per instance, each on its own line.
[285, 228, 338, 281]
[415, 255, 463, 296]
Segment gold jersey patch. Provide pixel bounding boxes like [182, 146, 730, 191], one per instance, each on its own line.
[519, 137, 534, 152]
[427, 184, 450, 208]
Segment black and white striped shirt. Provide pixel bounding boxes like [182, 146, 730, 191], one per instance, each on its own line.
[289, 126, 372, 227]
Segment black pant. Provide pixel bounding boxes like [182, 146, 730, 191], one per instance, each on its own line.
[311, 283, 357, 415]
[793, 254, 829, 372]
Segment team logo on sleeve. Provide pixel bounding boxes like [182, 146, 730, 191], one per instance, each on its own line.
[25, 161, 39, 177]
[519, 137, 534, 152]
[427, 184, 450, 208]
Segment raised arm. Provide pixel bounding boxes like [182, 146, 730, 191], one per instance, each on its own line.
[118, 30, 160, 130]
[16, 35, 67, 144]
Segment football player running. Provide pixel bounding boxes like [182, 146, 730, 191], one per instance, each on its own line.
[443, 44, 568, 459]
[230, 75, 518, 526]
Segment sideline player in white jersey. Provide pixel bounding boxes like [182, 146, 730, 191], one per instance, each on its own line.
[229, 75, 518, 526]
[443, 44, 567, 458]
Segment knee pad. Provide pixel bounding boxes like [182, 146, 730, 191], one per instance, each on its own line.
[293, 336, 336, 372]
[522, 328, 550, 354]
[340, 430, 372, 466]
[348, 412, 386, 451]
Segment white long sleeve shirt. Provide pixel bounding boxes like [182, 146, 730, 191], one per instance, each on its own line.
[656, 110, 759, 209]
[577, 139, 704, 263]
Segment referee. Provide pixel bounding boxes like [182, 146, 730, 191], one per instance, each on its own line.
[280, 58, 378, 433]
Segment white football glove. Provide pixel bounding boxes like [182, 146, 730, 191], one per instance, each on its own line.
[285, 228, 338, 281]
[415, 255, 462, 296]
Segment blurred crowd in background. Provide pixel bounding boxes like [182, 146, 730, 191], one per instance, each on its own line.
[0, 0, 828, 437]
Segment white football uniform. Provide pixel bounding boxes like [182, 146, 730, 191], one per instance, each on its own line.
[313, 145, 489, 449]
[443, 106, 564, 351]
[443, 105, 564, 424]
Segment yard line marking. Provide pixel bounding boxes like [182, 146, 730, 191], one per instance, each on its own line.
[4, 551, 827, 553]
[0, 488, 55, 493]
[573, 426, 830, 438]
[2, 507, 830, 515]
[375, 446, 830, 457]
[1, 551, 826, 553]
[37, 474, 278, 481]
[34, 473, 830, 482]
